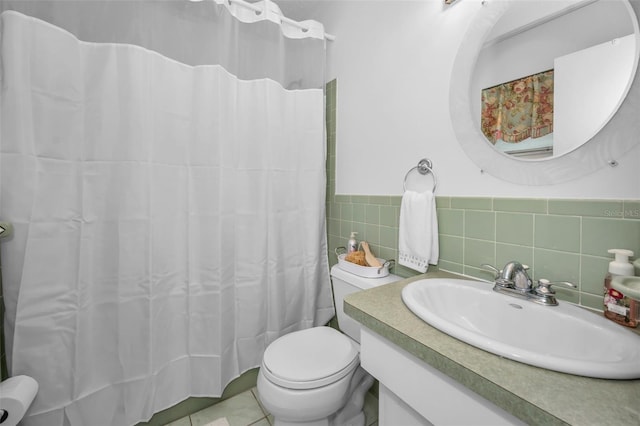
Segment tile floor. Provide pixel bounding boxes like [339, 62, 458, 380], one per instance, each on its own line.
[164, 387, 379, 426]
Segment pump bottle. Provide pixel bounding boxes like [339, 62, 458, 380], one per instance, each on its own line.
[347, 232, 358, 253]
[604, 249, 638, 328]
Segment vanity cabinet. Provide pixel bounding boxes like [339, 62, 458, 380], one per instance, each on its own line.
[344, 272, 640, 426]
[360, 328, 524, 426]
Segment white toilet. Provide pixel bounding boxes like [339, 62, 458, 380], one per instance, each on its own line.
[257, 265, 402, 426]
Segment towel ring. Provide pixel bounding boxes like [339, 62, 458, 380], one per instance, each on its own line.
[403, 158, 437, 192]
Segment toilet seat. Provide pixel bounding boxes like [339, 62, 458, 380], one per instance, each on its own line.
[262, 327, 359, 390]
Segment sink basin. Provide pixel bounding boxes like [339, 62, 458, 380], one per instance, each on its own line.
[402, 278, 640, 379]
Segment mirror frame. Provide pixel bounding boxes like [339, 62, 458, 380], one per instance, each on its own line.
[450, 0, 640, 185]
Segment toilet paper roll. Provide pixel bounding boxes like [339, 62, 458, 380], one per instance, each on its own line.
[0, 375, 38, 426]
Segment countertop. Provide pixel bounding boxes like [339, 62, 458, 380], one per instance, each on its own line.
[344, 271, 640, 426]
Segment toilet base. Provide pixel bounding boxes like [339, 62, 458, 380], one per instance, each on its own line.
[267, 367, 374, 426]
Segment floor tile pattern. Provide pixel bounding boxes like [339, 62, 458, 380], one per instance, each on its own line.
[164, 388, 378, 426]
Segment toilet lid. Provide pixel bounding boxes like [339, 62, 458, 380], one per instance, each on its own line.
[262, 327, 359, 390]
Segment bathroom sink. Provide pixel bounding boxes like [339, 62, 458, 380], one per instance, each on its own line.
[401, 278, 640, 379]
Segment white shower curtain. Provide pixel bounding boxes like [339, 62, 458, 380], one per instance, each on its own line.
[0, 3, 333, 425]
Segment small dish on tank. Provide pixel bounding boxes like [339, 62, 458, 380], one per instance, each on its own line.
[334, 247, 394, 278]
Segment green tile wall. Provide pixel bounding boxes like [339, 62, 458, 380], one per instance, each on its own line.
[324, 79, 640, 312]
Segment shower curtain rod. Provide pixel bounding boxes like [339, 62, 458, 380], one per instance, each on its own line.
[192, 0, 336, 41]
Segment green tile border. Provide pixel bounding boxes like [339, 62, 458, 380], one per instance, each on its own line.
[450, 197, 493, 210]
[548, 199, 624, 218]
[623, 201, 640, 219]
[327, 190, 640, 309]
[494, 198, 547, 214]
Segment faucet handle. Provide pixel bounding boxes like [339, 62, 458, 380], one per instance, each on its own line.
[481, 264, 501, 279]
[534, 279, 577, 296]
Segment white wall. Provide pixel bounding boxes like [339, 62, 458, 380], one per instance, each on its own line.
[277, 0, 640, 199]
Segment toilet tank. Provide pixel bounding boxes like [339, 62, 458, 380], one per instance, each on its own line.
[330, 265, 402, 343]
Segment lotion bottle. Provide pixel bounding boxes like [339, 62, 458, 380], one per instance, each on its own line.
[604, 248, 637, 328]
[347, 232, 358, 253]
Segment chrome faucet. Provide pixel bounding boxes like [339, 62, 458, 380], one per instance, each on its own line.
[481, 261, 576, 306]
[500, 261, 532, 290]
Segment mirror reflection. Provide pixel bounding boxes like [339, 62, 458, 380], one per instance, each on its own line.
[472, 0, 636, 159]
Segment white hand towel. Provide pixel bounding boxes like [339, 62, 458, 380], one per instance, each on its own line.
[398, 190, 439, 273]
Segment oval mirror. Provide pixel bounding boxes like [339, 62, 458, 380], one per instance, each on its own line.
[450, 0, 640, 185]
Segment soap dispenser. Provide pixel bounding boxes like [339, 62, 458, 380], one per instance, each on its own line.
[604, 249, 638, 328]
[347, 232, 358, 253]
